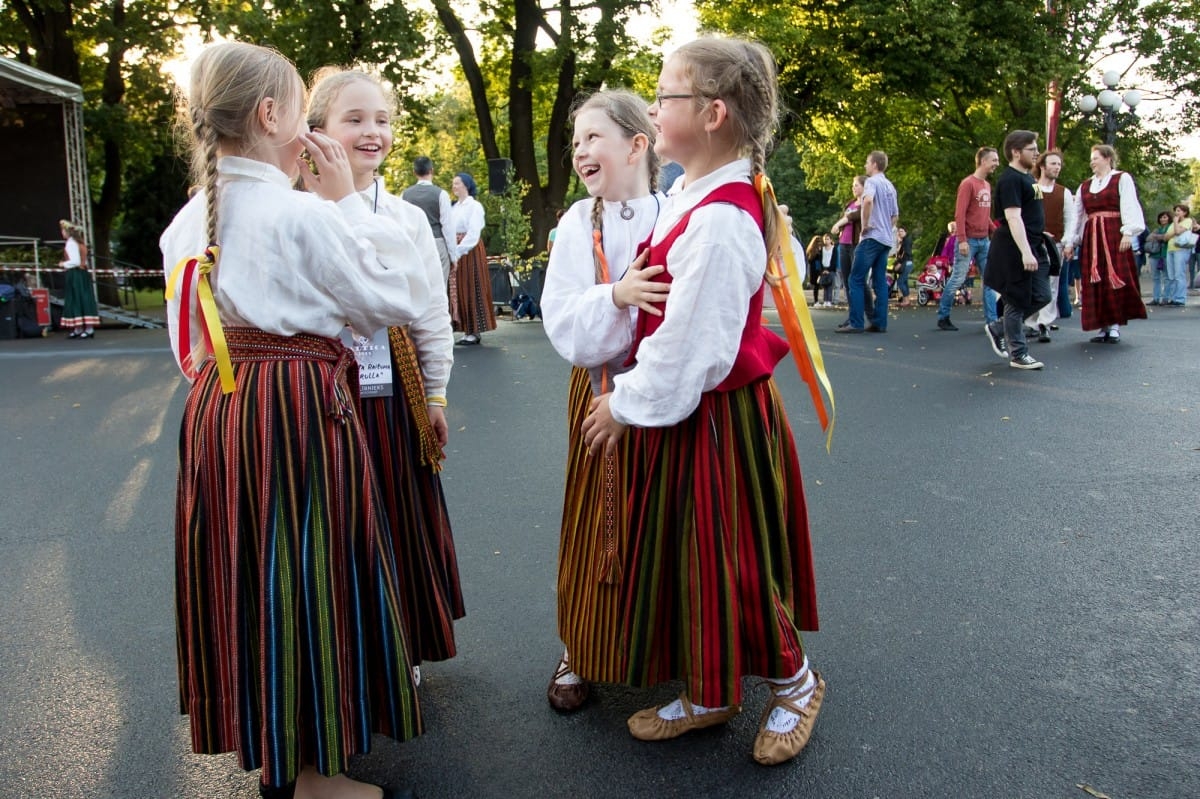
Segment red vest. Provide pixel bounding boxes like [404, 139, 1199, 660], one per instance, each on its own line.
[625, 181, 789, 391]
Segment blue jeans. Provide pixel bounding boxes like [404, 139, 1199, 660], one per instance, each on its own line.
[849, 238, 891, 329]
[1150, 255, 1167, 301]
[895, 259, 913, 298]
[939, 237, 990, 320]
[1167, 249, 1190, 303]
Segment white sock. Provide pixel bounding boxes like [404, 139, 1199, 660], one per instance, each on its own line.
[656, 697, 731, 721]
[764, 659, 816, 734]
[1109, 324, 1120, 337]
[555, 649, 582, 686]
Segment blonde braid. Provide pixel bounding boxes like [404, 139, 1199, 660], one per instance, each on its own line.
[200, 119, 220, 246]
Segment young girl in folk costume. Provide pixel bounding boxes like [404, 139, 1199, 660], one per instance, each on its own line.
[307, 67, 464, 680]
[1063, 144, 1146, 343]
[160, 42, 430, 799]
[58, 219, 99, 338]
[448, 172, 495, 345]
[541, 89, 667, 712]
[581, 38, 823, 766]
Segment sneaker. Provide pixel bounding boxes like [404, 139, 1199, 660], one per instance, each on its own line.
[937, 317, 958, 331]
[1009, 353, 1044, 370]
[984, 322, 1008, 359]
[834, 323, 863, 334]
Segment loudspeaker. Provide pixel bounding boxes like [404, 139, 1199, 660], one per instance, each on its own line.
[487, 158, 512, 194]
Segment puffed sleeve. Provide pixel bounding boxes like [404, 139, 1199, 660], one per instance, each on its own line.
[306, 194, 432, 335]
[1117, 172, 1145, 238]
[541, 202, 636, 367]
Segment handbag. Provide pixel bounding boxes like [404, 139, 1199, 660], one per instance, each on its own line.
[1174, 230, 1198, 249]
[1144, 236, 1162, 255]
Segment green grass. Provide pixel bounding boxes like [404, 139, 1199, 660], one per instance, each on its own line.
[119, 287, 166, 311]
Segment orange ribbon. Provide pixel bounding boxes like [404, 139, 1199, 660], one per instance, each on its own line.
[755, 174, 835, 452]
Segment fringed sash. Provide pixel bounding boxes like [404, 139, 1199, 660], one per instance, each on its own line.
[221, 327, 358, 422]
[1085, 211, 1127, 289]
[387, 325, 444, 471]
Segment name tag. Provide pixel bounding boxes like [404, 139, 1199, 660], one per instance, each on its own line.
[340, 327, 394, 398]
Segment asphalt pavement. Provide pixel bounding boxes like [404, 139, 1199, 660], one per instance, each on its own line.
[1, 298, 1197, 799]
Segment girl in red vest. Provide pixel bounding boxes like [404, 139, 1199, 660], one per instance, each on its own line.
[581, 37, 823, 766]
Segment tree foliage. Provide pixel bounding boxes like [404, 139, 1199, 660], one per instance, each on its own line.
[697, 0, 1199, 257]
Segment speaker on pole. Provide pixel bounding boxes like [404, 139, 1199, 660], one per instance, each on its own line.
[487, 158, 512, 194]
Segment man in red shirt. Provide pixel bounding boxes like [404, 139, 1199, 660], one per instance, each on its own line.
[938, 147, 999, 331]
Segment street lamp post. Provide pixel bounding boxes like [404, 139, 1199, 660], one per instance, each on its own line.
[1077, 69, 1142, 145]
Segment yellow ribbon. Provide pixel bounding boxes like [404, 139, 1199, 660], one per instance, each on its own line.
[756, 175, 836, 452]
[166, 245, 236, 394]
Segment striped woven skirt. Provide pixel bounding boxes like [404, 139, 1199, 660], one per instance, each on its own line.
[556, 367, 633, 683]
[174, 328, 421, 789]
[621, 377, 819, 708]
[359, 327, 465, 665]
[449, 237, 496, 336]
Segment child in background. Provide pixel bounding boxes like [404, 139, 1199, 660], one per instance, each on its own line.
[58, 219, 98, 338]
[307, 68, 464, 680]
[160, 42, 429, 799]
[540, 89, 667, 713]
[581, 37, 823, 766]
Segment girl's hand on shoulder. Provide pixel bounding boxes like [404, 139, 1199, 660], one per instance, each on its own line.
[581, 393, 627, 456]
[298, 131, 355, 201]
[612, 250, 670, 315]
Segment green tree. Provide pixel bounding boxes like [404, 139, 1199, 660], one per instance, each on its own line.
[428, 0, 656, 251]
[2, 0, 187, 296]
[697, 0, 1199, 259]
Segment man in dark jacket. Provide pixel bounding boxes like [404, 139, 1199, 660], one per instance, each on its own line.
[983, 130, 1053, 370]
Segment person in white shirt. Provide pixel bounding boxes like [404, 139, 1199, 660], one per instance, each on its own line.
[448, 172, 495, 344]
[540, 88, 667, 714]
[159, 42, 429, 799]
[1062, 144, 1146, 343]
[57, 219, 98, 338]
[580, 37, 823, 767]
[1025, 149, 1076, 341]
[307, 67, 463, 681]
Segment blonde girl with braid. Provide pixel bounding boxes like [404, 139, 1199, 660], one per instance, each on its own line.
[160, 41, 431, 799]
[307, 67, 464, 681]
[580, 38, 824, 766]
[541, 89, 667, 713]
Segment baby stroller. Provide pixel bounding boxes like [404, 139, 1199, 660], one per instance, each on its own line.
[915, 256, 972, 307]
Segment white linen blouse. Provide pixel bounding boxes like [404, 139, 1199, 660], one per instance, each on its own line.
[449, 196, 485, 260]
[1064, 170, 1145, 247]
[365, 178, 454, 400]
[608, 158, 768, 428]
[542, 193, 662, 394]
[63, 238, 83, 268]
[160, 156, 431, 376]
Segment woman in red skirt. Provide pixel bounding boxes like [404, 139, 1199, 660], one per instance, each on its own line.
[1063, 144, 1146, 343]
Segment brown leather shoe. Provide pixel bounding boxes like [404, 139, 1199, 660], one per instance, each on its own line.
[627, 693, 741, 741]
[547, 656, 589, 712]
[752, 671, 826, 765]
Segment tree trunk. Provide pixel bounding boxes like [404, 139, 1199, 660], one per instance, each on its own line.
[92, 0, 128, 305]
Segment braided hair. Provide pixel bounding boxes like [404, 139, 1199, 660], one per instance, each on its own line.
[671, 38, 782, 262]
[177, 42, 304, 246]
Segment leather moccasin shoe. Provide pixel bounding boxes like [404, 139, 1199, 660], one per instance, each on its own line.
[547, 656, 589, 712]
[627, 693, 741, 741]
[752, 671, 826, 766]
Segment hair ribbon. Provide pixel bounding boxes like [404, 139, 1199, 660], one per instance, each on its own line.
[165, 246, 236, 393]
[755, 174, 835, 452]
